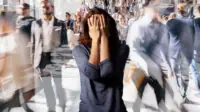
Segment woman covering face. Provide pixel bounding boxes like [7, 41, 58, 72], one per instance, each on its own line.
[72, 7, 129, 112]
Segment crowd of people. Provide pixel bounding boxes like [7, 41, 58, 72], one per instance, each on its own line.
[0, 0, 200, 112]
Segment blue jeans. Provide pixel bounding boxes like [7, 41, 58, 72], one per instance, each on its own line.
[185, 59, 200, 104]
[190, 60, 200, 93]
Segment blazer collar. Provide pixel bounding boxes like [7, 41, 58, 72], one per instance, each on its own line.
[37, 16, 58, 27]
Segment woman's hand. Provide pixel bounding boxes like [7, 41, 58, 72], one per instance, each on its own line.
[88, 15, 100, 41]
[99, 15, 108, 38]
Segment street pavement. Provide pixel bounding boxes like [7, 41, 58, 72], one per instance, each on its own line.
[9, 45, 200, 112]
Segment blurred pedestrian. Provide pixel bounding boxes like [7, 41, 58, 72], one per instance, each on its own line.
[117, 14, 128, 41]
[167, 8, 195, 98]
[186, 4, 200, 104]
[126, 1, 171, 111]
[65, 12, 74, 31]
[16, 3, 35, 41]
[0, 9, 34, 112]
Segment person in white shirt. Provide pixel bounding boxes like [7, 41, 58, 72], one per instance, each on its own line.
[31, 2, 67, 112]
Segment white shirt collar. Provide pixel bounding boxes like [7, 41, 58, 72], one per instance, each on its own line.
[42, 16, 55, 26]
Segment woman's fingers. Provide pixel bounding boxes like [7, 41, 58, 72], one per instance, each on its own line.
[95, 15, 100, 27]
[101, 15, 106, 28]
[94, 15, 97, 27]
[88, 18, 92, 28]
[99, 15, 103, 29]
[91, 15, 94, 26]
[99, 15, 105, 29]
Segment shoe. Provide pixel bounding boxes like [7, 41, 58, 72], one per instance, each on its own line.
[48, 108, 56, 112]
[59, 104, 66, 112]
[21, 103, 34, 112]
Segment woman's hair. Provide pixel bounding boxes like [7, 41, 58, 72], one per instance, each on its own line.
[80, 7, 120, 58]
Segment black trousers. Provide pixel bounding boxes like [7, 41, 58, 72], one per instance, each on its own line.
[138, 76, 165, 104]
[39, 52, 52, 69]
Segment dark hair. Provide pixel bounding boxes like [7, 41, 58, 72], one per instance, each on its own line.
[22, 3, 30, 9]
[66, 12, 71, 16]
[80, 7, 120, 59]
[143, 0, 151, 7]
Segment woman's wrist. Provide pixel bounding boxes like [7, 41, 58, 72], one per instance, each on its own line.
[92, 38, 100, 43]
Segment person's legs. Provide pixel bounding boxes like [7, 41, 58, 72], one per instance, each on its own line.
[0, 90, 21, 112]
[186, 60, 200, 104]
[53, 76, 66, 111]
[179, 52, 190, 97]
[41, 75, 56, 111]
[148, 76, 165, 104]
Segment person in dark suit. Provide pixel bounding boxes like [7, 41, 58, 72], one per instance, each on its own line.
[31, 2, 66, 112]
[166, 16, 195, 98]
[73, 7, 129, 112]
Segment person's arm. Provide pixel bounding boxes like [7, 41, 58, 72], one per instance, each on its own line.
[72, 45, 101, 80]
[89, 39, 100, 67]
[88, 15, 101, 67]
[100, 15, 110, 62]
[154, 26, 172, 78]
[98, 15, 114, 79]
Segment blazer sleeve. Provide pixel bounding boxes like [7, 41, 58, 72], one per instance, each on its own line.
[61, 22, 68, 45]
[72, 45, 101, 80]
[30, 21, 36, 65]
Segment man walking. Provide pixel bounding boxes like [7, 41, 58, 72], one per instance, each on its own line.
[31, 2, 66, 112]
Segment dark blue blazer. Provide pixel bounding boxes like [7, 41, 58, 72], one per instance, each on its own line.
[166, 18, 195, 72]
[72, 44, 129, 112]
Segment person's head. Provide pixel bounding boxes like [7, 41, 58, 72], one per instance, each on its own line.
[159, 9, 170, 22]
[41, 2, 52, 17]
[168, 12, 176, 20]
[178, 3, 185, 12]
[193, 4, 200, 18]
[66, 12, 71, 21]
[177, 3, 187, 16]
[142, 0, 161, 20]
[17, 3, 30, 16]
[80, 7, 120, 56]
[0, 10, 14, 35]
[41, 0, 48, 8]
